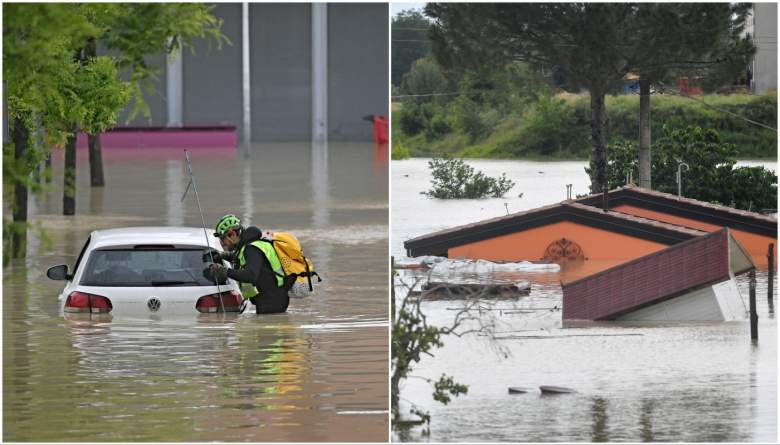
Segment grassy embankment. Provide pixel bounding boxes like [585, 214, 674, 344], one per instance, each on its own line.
[392, 92, 777, 160]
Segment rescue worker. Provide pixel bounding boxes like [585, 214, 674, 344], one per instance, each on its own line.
[203, 214, 292, 314]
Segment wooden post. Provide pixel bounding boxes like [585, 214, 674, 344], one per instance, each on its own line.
[391, 256, 396, 326]
[749, 270, 758, 342]
[768, 243, 774, 314]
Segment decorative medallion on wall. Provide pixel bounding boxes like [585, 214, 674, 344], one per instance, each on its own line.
[542, 238, 585, 262]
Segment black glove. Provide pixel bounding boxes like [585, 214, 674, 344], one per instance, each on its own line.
[202, 247, 221, 263]
[203, 263, 228, 283]
[203, 248, 236, 264]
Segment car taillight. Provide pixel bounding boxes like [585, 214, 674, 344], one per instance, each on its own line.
[196, 290, 243, 313]
[65, 291, 113, 313]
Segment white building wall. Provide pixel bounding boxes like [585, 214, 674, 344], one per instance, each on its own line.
[753, 3, 778, 95]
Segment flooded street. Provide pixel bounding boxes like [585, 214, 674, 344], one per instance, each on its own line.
[4, 142, 389, 442]
[392, 158, 777, 442]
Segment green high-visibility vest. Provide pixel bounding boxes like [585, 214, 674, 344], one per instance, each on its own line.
[237, 240, 285, 300]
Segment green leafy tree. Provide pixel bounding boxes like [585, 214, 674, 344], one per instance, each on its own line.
[392, 9, 432, 87]
[391, 271, 507, 437]
[391, 288, 468, 435]
[606, 126, 777, 211]
[3, 3, 225, 258]
[424, 157, 515, 199]
[426, 3, 637, 194]
[630, 4, 754, 189]
[400, 57, 450, 100]
[4, 3, 111, 258]
[398, 101, 434, 136]
[65, 3, 226, 210]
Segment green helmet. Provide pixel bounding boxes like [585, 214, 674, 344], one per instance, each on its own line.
[214, 214, 241, 237]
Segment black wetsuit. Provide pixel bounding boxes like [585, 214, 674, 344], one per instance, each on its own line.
[226, 226, 290, 314]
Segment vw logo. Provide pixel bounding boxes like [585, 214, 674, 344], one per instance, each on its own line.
[147, 297, 161, 312]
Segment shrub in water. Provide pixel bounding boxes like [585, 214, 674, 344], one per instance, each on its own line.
[423, 157, 516, 199]
[606, 126, 777, 211]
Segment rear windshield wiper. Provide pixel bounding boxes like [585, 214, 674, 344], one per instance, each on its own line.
[150, 280, 200, 286]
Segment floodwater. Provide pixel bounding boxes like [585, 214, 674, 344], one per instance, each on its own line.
[3, 142, 389, 442]
[392, 158, 777, 442]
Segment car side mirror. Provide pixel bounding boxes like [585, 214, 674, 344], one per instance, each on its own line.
[47, 264, 71, 281]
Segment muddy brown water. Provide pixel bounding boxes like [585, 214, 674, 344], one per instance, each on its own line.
[392, 158, 776, 442]
[3, 142, 389, 442]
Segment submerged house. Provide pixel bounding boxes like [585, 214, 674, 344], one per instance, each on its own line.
[404, 201, 706, 281]
[562, 228, 754, 322]
[576, 185, 778, 268]
[404, 186, 774, 321]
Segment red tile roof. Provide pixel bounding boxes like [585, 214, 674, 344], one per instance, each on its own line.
[561, 228, 745, 320]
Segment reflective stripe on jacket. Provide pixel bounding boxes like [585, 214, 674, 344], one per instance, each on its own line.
[237, 239, 285, 299]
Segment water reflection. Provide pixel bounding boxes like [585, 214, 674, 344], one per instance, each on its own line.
[590, 397, 609, 442]
[165, 159, 184, 226]
[242, 163, 253, 226]
[639, 399, 655, 442]
[311, 139, 332, 272]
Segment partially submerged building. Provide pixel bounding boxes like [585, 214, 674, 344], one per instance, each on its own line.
[404, 186, 775, 321]
[404, 201, 706, 281]
[562, 228, 754, 321]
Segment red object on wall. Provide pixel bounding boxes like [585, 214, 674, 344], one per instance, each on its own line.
[373, 115, 388, 144]
[678, 77, 703, 96]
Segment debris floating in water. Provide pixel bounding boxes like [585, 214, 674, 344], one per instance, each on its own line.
[508, 387, 531, 394]
[539, 386, 575, 394]
[394, 255, 560, 273]
[419, 281, 531, 298]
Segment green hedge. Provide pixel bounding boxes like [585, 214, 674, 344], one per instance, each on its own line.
[572, 93, 777, 159]
[395, 93, 777, 159]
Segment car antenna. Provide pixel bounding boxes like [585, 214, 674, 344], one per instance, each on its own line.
[183, 149, 225, 313]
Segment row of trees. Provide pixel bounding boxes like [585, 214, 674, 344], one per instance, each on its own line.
[425, 3, 755, 194]
[3, 3, 226, 260]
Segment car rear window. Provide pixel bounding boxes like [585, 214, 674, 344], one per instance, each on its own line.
[80, 248, 217, 287]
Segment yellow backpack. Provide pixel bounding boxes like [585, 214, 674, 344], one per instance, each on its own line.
[270, 232, 321, 291]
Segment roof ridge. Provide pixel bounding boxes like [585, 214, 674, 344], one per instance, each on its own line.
[582, 185, 777, 222]
[405, 199, 708, 247]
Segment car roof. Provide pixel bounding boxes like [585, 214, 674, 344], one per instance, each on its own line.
[88, 227, 221, 250]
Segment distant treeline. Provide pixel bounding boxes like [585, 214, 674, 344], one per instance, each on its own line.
[393, 92, 777, 160]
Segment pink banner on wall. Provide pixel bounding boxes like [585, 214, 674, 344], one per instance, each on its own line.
[75, 126, 238, 150]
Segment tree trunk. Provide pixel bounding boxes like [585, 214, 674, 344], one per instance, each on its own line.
[88, 133, 105, 187]
[638, 77, 652, 189]
[44, 153, 52, 183]
[85, 38, 106, 187]
[589, 90, 608, 194]
[63, 131, 77, 215]
[11, 117, 29, 258]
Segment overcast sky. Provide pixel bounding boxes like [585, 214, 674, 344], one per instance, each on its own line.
[390, 2, 427, 17]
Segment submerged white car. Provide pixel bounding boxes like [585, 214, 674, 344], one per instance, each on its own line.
[47, 227, 244, 316]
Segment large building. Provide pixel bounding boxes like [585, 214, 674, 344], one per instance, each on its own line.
[749, 2, 777, 95]
[114, 3, 388, 143]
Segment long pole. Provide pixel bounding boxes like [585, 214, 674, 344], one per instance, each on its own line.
[749, 269, 758, 342]
[768, 243, 774, 314]
[184, 149, 224, 312]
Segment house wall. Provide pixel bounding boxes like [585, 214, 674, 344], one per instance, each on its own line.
[447, 220, 668, 283]
[613, 204, 777, 268]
